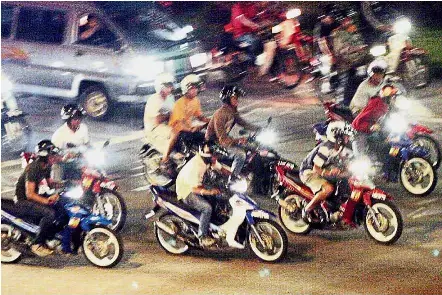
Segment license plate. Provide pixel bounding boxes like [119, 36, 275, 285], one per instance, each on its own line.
[389, 147, 400, 157]
[68, 217, 80, 228]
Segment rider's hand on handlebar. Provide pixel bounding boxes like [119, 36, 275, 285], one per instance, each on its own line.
[47, 194, 59, 205]
[210, 188, 221, 195]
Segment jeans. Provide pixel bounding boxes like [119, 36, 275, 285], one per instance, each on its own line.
[227, 146, 247, 177]
[235, 33, 262, 64]
[183, 193, 212, 238]
[14, 200, 68, 244]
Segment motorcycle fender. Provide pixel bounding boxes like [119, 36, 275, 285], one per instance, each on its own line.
[406, 124, 433, 138]
[363, 189, 393, 206]
[246, 209, 276, 224]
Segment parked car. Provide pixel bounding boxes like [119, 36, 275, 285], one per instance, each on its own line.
[1, 1, 209, 120]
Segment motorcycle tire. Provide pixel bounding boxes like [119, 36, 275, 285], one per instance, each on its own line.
[399, 157, 437, 197]
[1, 224, 22, 264]
[155, 213, 190, 255]
[278, 194, 312, 235]
[247, 218, 288, 262]
[363, 199, 403, 245]
[142, 150, 174, 186]
[82, 226, 124, 268]
[412, 134, 441, 169]
[93, 189, 127, 232]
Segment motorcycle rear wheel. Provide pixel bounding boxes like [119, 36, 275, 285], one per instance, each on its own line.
[412, 134, 441, 169]
[248, 219, 287, 262]
[278, 194, 311, 235]
[82, 226, 123, 268]
[400, 157, 437, 197]
[364, 200, 403, 245]
[93, 189, 127, 232]
[155, 214, 189, 255]
[142, 150, 173, 186]
[1, 224, 22, 263]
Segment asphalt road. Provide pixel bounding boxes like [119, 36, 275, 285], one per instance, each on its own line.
[1, 75, 442, 295]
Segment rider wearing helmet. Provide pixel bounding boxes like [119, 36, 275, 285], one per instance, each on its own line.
[14, 140, 66, 257]
[299, 121, 354, 223]
[205, 85, 260, 181]
[162, 74, 210, 164]
[52, 104, 89, 150]
[175, 141, 232, 248]
[144, 72, 176, 154]
[349, 59, 388, 115]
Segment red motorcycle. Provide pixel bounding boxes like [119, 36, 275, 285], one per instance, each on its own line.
[313, 101, 441, 169]
[21, 141, 127, 231]
[270, 158, 403, 245]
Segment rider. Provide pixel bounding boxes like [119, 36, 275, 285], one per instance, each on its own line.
[299, 121, 354, 223]
[313, 4, 340, 60]
[51, 104, 89, 181]
[205, 85, 260, 182]
[349, 59, 388, 115]
[161, 74, 210, 166]
[352, 84, 400, 179]
[14, 140, 66, 257]
[144, 72, 175, 154]
[175, 141, 230, 247]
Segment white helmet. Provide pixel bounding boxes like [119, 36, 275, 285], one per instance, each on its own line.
[154, 72, 175, 93]
[367, 59, 388, 77]
[326, 121, 355, 144]
[180, 74, 202, 94]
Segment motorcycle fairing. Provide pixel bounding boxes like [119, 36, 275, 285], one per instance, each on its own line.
[1, 210, 39, 234]
[407, 124, 433, 138]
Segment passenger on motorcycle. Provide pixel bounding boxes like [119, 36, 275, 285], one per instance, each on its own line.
[352, 84, 400, 180]
[51, 104, 89, 181]
[205, 85, 260, 182]
[349, 59, 388, 115]
[299, 121, 354, 224]
[161, 74, 210, 166]
[14, 140, 67, 257]
[175, 141, 229, 247]
[144, 72, 175, 155]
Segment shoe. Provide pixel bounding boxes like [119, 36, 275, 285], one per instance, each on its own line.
[301, 208, 312, 224]
[31, 244, 54, 257]
[199, 236, 216, 248]
[227, 239, 245, 249]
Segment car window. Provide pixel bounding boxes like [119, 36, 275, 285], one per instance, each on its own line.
[1, 4, 15, 38]
[76, 14, 119, 49]
[16, 8, 66, 44]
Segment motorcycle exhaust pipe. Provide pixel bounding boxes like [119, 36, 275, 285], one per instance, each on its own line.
[154, 221, 176, 236]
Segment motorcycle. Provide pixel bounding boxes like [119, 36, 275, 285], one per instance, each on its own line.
[314, 97, 441, 169]
[369, 17, 429, 89]
[21, 141, 127, 231]
[1, 77, 31, 157]
[1, 189, 124, 268]
[272, 157, 403, 245]
[146, 176, 288, 262]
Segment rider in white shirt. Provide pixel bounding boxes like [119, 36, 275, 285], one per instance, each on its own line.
[144, 72, 175, 154]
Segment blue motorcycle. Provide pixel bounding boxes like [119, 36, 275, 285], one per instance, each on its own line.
[146, 177, 288, 262]
[1, 188, 124, 268]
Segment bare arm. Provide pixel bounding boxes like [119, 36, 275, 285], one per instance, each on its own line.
[25, 182, 50, 205]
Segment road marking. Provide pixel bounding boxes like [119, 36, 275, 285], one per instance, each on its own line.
[1, 188, 15, 194]
[131, 185, 151, 192]
[410, 208, 442, 219]
[407, 207, 426, 218]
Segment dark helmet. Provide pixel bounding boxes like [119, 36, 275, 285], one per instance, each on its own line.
[219, 85, 245, 104]
[61, 104, 85, 120]
[35, 140, 60, 157]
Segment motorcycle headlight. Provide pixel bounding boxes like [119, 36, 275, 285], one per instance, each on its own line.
[129, 56, 165, 80]
[370, 45, 387, 57]
[349, 157, 375, 179]
[85, 149, 105, 167]
[394, 18, 412, 35]
[386, 113, 408, 134]
[189, 53, 208, 68]
[395, 96, 411, 110]
[230, 179, 248, 194]
[256, 130, 277, 146]
[65, 186, 84, 199]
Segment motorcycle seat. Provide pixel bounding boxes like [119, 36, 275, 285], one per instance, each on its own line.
[286, 170, 304, 186]
[151, 185, 195, 213]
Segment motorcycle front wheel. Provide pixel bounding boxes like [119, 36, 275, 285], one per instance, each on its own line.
[400, 157, 437, 197]
[248, 219, 288, 262]
[93, 189, 127, 232]
[82, 226, 123, 268]
[1, 224, 22, 263]
[142, 150, 173, 186]
[364, 200, 403, 245]
[278, 194, 311, 235]
[155, 214, 190, 255]
[413, 134, 441, 169]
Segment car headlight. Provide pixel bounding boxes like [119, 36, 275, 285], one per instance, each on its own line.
[256, 130, 277, 146]
[349, 157, 375, 179]
[65, 186, 84, 199]
[129, 56, 165, 80]
[394, 18, 411, 35]
[85, 149, 105, 167]
[370, 45, 387, 57]
[230, 179, 248, 193]
[386, 113, 408, 134]
[189, 53, 208, 68]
